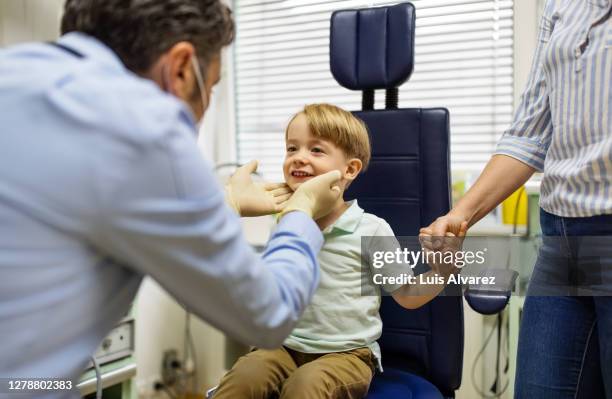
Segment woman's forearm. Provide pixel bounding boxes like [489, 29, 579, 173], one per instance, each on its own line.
[451, 155, 536, 227]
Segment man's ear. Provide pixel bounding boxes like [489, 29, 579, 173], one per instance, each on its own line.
[163, 42, 196, 98]
[344, 158, 363, 182]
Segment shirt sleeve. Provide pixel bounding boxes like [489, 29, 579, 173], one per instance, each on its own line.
[366, 219, 413, 294]
[91, 115, 322, 349]
[494, 0, 558, 172]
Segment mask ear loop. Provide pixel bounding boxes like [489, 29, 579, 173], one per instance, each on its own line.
[160, 58, 173, 95]
[191, 55, 209, 116]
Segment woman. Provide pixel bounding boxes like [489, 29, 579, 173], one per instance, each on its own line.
[422, 0, 612, 397]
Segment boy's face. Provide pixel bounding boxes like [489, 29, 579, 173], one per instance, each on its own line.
[283, 113, 359, 192]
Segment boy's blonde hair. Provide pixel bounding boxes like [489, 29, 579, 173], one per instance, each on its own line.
[286, 103, 371, 170]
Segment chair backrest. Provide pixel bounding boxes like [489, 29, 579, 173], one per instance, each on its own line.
[330, 3, 464, 396]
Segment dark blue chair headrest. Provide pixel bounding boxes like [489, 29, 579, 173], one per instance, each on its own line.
[330, 2, 415, 91]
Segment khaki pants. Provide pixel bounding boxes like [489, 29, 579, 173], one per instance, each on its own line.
[213, 346, 376, 399]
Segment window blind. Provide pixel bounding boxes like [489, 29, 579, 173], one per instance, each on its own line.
[234, 0, 514, 179]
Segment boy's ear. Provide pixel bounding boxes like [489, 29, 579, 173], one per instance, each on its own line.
[343, 158, 363, 182]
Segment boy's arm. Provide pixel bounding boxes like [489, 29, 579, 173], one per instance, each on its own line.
[391, 270, 453, 309]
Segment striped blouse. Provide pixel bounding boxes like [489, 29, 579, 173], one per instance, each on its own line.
[495, 0, 611, 217]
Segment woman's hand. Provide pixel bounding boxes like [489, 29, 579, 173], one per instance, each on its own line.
[225, 160, 293, 216]
[419, 223, 468, 276]
[420, 214, 469, 250]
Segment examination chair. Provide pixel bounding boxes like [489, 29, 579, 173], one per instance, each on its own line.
[208, 3, 516, 398]
[332, 3, 517, 398]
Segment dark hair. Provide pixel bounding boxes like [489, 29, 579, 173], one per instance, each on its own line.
[61, 0, 234, 74]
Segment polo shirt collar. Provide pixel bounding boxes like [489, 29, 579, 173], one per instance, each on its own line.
[322, 200, 364, 235]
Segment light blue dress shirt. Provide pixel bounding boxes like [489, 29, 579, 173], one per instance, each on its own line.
[0, 32, 322, 394]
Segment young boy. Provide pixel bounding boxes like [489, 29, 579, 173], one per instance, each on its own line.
[213, 103, 463, 399]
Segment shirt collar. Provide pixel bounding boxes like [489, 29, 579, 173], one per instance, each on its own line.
[322, 200, 364, 235]
[57, 32, 126, 70]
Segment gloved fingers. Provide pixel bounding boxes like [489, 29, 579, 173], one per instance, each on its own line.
[293, 170, 340, 192]
[316, 170, 342, 186]
[329, 185, 342, 201]
[269, 185, 292, 197]
[233, 160, 258, 180]
[274, 199, 290, 212]
[275, 193, 292, 203]
[263, 181, 290, 191]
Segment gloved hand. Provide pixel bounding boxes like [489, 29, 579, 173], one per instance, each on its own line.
[280, 170, 342, 220]
[225, 160, 292, 217]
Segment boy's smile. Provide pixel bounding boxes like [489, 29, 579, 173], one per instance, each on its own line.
[290, 170, 315, 179]
[283, 113, 349, 192]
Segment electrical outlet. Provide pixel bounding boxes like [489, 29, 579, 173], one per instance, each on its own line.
[162, 349, 180, 387]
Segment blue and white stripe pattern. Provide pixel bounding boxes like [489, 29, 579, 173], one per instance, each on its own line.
[495, 0, 611, 217]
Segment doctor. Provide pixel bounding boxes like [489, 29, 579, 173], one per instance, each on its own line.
[0, 0, 341, 386]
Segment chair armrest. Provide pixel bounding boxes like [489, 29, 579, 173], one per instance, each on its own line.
[464, 268, 518, 315]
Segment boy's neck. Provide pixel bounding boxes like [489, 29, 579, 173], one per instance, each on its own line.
[316, 198, 350, 231]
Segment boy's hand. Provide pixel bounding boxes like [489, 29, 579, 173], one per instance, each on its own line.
[225, 160, 293, 216]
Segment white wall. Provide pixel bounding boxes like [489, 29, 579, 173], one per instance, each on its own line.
[0, 4, 3, 44]
[513, 0, 540, 109]
[0, 0, 64, 45]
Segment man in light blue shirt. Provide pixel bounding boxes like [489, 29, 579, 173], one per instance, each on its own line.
[0, 0, 341, 392]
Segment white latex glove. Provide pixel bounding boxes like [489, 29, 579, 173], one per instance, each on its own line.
[225, 160, 292, 217]
[279, 170, 342, 220]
